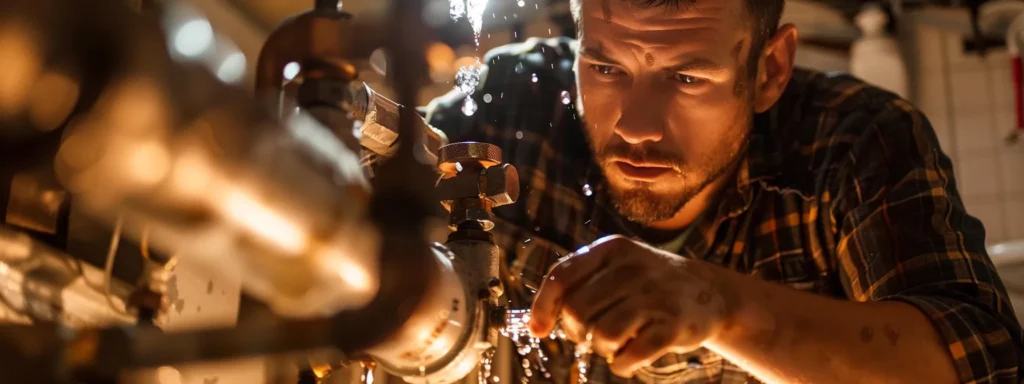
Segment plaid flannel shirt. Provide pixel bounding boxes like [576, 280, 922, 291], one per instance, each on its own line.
[423, 37, 1023, 383]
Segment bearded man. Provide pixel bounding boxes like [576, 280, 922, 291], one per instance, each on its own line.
[424, 0, 1023, 382]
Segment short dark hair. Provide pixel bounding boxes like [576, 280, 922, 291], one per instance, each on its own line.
[571, 0, 785, 70]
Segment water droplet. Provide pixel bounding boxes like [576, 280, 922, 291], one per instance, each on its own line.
[561, 90, 572, 105]
[514, 62, 525, 74]
[462, 98, 478, 116]
[492, 377, 500, 383]
[361, 362, 375, 384]
[483, 93, 493, 103]
[456, 65, 481, 95]
[456, 162, 464, 172]
[548, 28, 552, 35]
[466, 0, 488, 38]
[531, 73, 538, 83]
[582, 184, 593, 196]
[524, 238, 532, 244]
[535, 4, 539, 9]
[450, 0, 466, 20]
[515, 131, 524, 140]
[283, 62, 301, 81]
[517, 0, 525, 6]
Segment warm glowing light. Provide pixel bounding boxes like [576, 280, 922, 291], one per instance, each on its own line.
[168, 150, 213, 198]
[173, 19, 214, 57]
[426, 42, 456, 74]
[222, 190, 308, 254]
[28, 72, 80, 132]
[216, 52, 247, 83]
[124, 141, 171, 187]
[283, 62, 301, 81]
[156, 366, 182, 384]
[102, 79, 169, 135]
[336, 259, 372, 291]
[0, 23, 42, 115]
[452, 56, 478, 73]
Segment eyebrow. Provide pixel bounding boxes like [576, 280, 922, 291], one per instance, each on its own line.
[667, 58, 726, 73]
[580, 47, 726, 74]
[579, 47, 621, 65]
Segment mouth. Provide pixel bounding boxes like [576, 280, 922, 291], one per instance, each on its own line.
[612, 161, 674, 181]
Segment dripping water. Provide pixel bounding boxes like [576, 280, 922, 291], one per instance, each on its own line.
[360, 361, 375, 384]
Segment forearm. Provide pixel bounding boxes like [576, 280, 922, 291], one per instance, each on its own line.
[701, 264, 958, 384]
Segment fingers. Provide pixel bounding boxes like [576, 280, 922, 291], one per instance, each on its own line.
[563, 264, 646, 324]
[530, 241, 617, 337]
[610, 321, 678, 378]
[590, 301, 651, 359]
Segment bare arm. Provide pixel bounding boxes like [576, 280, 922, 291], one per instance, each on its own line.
[702, 263, 957, 384]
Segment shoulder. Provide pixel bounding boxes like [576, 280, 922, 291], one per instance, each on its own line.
[754, 69, 943, 195]
[426, 37, 577, 128]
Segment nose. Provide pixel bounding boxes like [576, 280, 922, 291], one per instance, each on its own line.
[613, 88, 666, 144]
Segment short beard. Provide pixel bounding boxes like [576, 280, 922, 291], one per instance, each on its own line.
[604, 154, 737, 224]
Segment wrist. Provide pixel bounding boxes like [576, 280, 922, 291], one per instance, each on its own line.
[700, 264, 777, 348]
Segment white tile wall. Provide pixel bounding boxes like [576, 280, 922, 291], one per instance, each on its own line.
[905, 14, 1024, 245]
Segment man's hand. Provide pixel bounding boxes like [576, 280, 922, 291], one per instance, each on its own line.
[528, 235, 734, 378]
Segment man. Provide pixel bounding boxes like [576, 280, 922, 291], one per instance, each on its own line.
[425, 0, 1023, 382]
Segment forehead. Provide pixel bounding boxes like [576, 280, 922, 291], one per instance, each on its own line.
[578, 0, 747, 48]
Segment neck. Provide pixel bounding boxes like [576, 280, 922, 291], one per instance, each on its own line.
[646, 170, 734, 232]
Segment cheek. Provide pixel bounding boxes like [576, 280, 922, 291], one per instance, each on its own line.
[577, 73, 621, 146]
[665, 92, 749, 160]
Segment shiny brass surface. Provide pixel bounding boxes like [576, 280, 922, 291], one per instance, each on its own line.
[437, 142, 503, 175]
[5, 169, 68, 235]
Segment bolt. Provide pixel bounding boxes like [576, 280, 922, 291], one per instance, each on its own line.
[483, 164, 519, 207]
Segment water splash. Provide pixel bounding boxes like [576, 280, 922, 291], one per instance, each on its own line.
[467, 0, 488, 41]
[449, 0, 466, 21]
[478, 349, 495, 384]
[501, 309, 560, 382]
[450, 0, 488, 116]
[456, 65, 481, 94]
[360, 362, 375, 384]
[450, 0, 489, 43]
[462, 98, 478, 116]
[574, 332, 593, 384]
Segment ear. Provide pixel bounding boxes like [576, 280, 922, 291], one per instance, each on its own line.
[753, 24, 798, 113]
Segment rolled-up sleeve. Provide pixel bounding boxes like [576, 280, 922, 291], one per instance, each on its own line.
[830, 99, 1023, 383]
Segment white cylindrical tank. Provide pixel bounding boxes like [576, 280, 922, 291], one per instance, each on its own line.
[850, 4, 909, 99]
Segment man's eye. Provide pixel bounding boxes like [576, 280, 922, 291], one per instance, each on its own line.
[672, 73, 707, 86]
[590, 64, 621, 76]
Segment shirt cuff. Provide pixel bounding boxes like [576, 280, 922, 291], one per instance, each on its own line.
[888, 294, 1021, 383]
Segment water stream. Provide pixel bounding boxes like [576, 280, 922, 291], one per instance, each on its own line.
[503, 309, 586, 383]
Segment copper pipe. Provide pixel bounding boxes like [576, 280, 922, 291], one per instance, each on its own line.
[254, 1, 382, 97]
